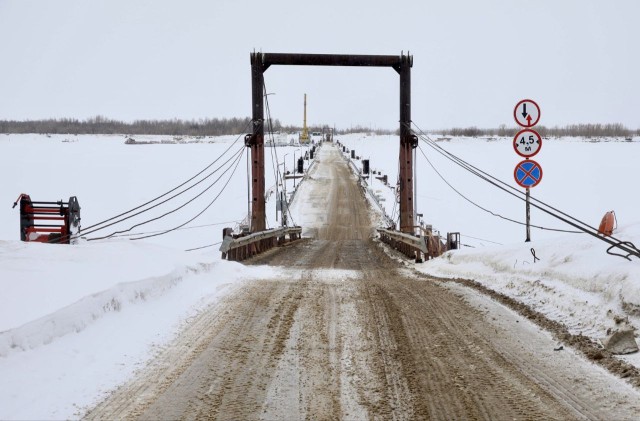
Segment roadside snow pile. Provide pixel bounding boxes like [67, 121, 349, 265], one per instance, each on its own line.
[0, 238, 280, 419]
[417, 223, 640, 350]
[0, 239, 210, 356]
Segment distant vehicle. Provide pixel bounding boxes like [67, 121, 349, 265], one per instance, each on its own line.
[310, 132, 322, 142]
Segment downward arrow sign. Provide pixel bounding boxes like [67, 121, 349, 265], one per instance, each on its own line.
[521, 103, 528, 119]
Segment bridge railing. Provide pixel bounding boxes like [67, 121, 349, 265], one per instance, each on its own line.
[377, 228, 460, 263]
[220, 226, 302, 261]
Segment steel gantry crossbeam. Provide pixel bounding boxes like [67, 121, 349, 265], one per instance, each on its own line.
[247, 52, 416, 233]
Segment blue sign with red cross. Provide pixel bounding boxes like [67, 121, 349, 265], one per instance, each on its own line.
[514, 159, 543, 188]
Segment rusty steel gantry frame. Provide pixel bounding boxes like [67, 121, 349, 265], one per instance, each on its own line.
[248, 52, 416, 234]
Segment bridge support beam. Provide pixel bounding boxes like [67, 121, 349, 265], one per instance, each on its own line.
[249, 52, 414, 234]
[249, 52, 266, 232]
[398, 53, 415, 234]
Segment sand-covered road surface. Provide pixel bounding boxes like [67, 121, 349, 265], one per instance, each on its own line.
[86, 144, 640, 420]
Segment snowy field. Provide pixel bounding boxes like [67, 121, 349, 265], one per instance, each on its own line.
[1, 132, 640, 418]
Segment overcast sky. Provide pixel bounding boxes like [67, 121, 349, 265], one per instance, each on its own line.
[1, 0, 638, 130]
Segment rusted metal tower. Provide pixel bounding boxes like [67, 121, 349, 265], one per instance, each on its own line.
[397, 53, 418, 233]
[247, 52, 266, 232]
[248, 52, 415, 234]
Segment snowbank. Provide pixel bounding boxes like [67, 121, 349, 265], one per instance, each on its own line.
[0, 237, 280, 419]
[418, 223, 640, 341]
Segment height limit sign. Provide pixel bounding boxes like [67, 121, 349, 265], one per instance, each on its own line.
[513, 129, 542, 158]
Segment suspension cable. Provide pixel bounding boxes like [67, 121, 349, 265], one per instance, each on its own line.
[417, 144, 582, 233]
[47, 128, 250, 245]
[129, 147, 246, 240]
[263, 84, 282, 225]
[409, 122, 640, 259]
[81, 121, 250, 232]
[412, 122, 602, 234]
[105, 220, 240, 239]
[462, 234, 503, 245]
[184, 241, 222, 252]
[263, 83, 296, 227]
[86, 146, 245, 241]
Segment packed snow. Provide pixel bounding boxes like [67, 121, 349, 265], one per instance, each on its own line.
[1, 132, 639, 418]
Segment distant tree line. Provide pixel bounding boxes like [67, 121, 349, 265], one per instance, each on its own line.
[0, 116, 283, 136]
[0, 116, 398, 137]
[1, 117, 636, 138]
[436, 123, 638, 138]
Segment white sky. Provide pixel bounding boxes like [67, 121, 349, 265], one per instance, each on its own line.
[0, 0, 638, 130]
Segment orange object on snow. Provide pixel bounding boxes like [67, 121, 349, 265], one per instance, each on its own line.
[598, 211, 616, 236]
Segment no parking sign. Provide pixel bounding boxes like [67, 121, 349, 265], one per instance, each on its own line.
[514, 159, 543, 188]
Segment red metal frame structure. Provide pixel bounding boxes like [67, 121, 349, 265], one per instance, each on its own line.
[248, 52, 416, 234]
[13, 193, 81, 244]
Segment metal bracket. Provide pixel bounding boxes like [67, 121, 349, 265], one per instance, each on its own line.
[410, 134, 419, 149]
[606, 241, 640, 261]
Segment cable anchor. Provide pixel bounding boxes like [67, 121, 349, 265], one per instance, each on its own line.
[606, 241, 640, 261]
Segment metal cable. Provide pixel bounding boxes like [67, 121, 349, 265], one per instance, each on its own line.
[105, 220, 241, 239]
[412, 122, 601, 235]
[86, 146, 245, 241]
[264, 84, 296, 227]
[81, 122, 250, 232]
[461, 234, 503, 246]
[409, 122, 640, 259]
[263, 84, 282, 225]
[184, 241, 222, 252]
[129, 148, 246, 240]
[417, 144, 582, 234]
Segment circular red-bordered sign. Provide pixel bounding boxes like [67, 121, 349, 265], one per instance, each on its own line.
[513, 129, 542, 158]
[514, 159, 543, 188]
[513, 99, 541, 128]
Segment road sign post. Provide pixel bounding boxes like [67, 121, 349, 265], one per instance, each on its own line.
[526, 188, 531, 242]
[513, 99, 542, 242]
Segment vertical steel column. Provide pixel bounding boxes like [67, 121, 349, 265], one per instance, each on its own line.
[250, 52, 266, 232]
[398, 53, 414, 233]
